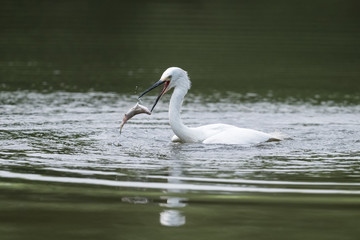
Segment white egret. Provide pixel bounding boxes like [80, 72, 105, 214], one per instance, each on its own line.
[139, 67, 280, 144]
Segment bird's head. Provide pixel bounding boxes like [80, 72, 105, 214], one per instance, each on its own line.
[138, 67, 190, 112]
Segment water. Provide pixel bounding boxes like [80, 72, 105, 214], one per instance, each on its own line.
[1, 1, 360, 239]
[1, 1, 360, 94]
[1, 91, 360, 239]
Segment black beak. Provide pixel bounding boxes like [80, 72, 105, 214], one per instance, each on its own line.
[138, 80, 165, 99]
[138, 80, 166, 112]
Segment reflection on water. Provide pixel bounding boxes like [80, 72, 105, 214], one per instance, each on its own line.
[159, 154, 187, 227]
[160, 197, 187, 208]
[160, 210, 186, 227]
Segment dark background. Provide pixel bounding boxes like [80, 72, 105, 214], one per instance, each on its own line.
[1, 0, 360, 97]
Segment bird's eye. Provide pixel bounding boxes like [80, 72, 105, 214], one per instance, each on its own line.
[168, 75, 172, 79]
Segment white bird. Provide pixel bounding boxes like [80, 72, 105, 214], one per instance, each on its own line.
[139, 67, 280, 145]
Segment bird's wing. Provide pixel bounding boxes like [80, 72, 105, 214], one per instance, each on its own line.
[203, 127, 275, 145]
[195, 124, 234, 138]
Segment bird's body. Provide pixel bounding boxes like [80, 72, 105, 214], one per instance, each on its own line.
[139, 67, 280, 145]
[170, 124, 278, 144]
[171, 124, 277, 144]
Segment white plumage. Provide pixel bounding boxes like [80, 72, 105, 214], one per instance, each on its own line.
[139, 67, 280, 145]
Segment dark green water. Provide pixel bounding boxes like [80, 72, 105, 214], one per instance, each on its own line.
[1, 1, 360, 240]
[1, 0, 360, 95]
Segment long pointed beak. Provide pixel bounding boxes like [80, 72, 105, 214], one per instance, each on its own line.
[138, 80, 165, 99]
[138, 80, 169, 112]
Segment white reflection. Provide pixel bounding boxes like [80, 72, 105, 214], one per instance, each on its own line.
[160, 209, 185, 227]
[159, 151, 188, 227]
[159, 196, 187, 208]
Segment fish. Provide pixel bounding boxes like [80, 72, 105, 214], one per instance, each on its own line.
[120, 103, 151, 134]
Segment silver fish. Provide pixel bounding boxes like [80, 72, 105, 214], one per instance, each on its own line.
[120, 103, 151, 134]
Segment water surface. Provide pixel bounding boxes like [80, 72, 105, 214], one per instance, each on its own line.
[1, 91, 360, 239]
[1, 1, 360, 239]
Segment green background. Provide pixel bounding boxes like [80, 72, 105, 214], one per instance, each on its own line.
[1, 0, 359, 96]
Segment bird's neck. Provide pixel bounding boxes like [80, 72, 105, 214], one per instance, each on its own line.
[169, 85, 199, 142]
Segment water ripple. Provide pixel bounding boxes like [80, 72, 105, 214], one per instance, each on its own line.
[1, 170, 360, 195]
